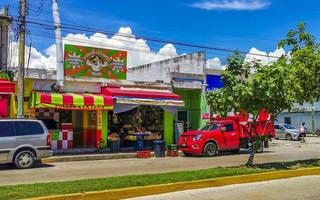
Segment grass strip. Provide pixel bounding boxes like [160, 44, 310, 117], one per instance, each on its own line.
[1, 159, 320, 200]
[0, 167, 268, 200]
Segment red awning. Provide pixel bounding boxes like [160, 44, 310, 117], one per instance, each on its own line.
[101, 87, 181, 100]
[0, 80, 15, 94]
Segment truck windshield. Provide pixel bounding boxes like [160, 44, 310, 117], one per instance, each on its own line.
[200, 123, 221, 131]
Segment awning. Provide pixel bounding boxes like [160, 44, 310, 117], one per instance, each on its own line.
[101, 87, 184, 113]
[0, 80, 15, 94]
[30, 91, 113, 110]
[102, 87, 182, 100]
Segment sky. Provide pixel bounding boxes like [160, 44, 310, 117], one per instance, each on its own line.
[1, 0, 320, 69]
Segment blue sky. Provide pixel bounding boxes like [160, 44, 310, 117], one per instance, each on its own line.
[2, 0, 320, 67]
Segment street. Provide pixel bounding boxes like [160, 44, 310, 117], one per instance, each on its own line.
[127, 175, 320, 200]
[0, 137, 320, 186]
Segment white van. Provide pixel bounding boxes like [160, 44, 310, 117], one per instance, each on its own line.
[0, 119, 52, 169]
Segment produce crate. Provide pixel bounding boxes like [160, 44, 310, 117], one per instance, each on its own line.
[136, 150, 151, 159]
[167, 149, 179, 157]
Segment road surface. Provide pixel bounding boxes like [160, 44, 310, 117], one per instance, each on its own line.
[128, 175, 320, 200]
[0, 137, 320, 186]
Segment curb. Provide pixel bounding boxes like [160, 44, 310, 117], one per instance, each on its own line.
[41, 152, 183, 164]
[27, 167, 320, 200]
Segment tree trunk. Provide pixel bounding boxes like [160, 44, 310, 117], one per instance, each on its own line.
[246, 144, 255, 167]
[246, 118, 258, 167]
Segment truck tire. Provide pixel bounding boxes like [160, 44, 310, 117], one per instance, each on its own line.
[14, 150, 35, 169]
[203, 142, 217, 157]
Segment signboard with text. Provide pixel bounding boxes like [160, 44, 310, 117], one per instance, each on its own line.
[64, 44, 127, 80]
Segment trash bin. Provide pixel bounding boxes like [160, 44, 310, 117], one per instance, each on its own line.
[109, 140, 120, 152]
[153, 140, 165, 157]
[136, 136, 144, 151]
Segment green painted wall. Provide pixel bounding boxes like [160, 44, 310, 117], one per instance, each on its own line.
[102, 111, 108, 148]
[164, 111, 174, 146]
[174, 88, 201, 131]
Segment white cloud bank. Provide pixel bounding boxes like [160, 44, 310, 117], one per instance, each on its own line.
[207, 57, 225, 70]
[192, 0, 270, 11]
[9, 27, 178, 69]
[244, 47, 285, 66]
[8, 26, 284, 71]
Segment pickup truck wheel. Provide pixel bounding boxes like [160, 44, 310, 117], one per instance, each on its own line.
[286, 134, 293, 141]
[203, 142, 217, 157]
[14, 150, 35, 169]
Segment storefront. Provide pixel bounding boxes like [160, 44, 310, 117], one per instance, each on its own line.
[102, 86, 184, 151]
[0, 72, 15, 118]
[29, 91, 113, 151]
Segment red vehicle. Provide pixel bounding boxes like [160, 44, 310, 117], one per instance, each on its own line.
[178, 111, 275, 156]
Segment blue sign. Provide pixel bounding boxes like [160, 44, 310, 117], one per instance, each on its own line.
[206, 74, 223, 92]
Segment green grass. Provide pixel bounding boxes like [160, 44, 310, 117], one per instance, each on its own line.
[0, 167, 269, 200]
[1, 159, 320, 200]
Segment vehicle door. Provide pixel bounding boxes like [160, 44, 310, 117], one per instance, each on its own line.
[275, 125, 285, 139]
[14, 121, 46, 148]
[222, 122, 239, 149]
[0, 121, 16, 162]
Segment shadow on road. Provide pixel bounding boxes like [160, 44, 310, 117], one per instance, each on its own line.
[254, 159, 320, 170]
[0, 162, 55, 171]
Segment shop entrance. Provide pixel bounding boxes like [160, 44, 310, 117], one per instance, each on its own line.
[108, 106, 164, 151]
[72, 111, 84, 148]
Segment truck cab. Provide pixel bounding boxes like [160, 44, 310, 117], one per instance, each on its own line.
[178, 120, 240, 156]
[178, 114, 275, 156]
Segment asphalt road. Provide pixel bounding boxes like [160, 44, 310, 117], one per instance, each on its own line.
[1, 137, 320, 186]
[128, 175, 320, 200]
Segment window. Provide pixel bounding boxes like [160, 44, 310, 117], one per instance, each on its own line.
[14, 121, 44, 136]
[284, 117, 291, 125]
[283, 124, 296, 130]
[275, 125, 282, 130]
[224, 123, 234, 132]
[0, 121, 15, 137]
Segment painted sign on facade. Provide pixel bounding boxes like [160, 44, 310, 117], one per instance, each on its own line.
[64, 44, 127, 79]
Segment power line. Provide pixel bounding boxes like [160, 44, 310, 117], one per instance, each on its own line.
[11, 18, 282, 59]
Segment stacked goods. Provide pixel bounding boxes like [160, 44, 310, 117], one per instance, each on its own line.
[125, 135, 137, 141]
[108, 133, 120, 141]
[49, 129, 73, 150]
[144, 133, 161, 140]
[136, 150, 151, 158]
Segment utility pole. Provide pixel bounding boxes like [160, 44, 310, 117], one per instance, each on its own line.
[17, 0, 26, 119]
[52, 0, 64, 88]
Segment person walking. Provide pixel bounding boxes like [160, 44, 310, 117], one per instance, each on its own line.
[299, 122, 307, 143]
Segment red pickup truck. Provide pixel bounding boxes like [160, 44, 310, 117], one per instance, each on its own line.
[178, 113, 275, 156]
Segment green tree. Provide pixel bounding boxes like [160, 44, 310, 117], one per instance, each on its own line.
[207, 52, 293, 167]
[278, 22, 320, 104]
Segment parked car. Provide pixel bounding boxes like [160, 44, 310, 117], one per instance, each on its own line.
[274, 123, 301, 140]
[178, 114, 275, 157]
[0, 119, 52, 169]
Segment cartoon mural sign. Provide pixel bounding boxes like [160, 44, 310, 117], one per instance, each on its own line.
[64, 44, 127, 79]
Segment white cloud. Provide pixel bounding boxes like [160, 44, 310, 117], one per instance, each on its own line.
[192, 0, 270, 11]
[206, 57, 225, 70]
[9, 27, 178, 70]
[244, 47, 286, 66]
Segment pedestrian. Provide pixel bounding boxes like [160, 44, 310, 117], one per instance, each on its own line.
[299, 122, 307, 143]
